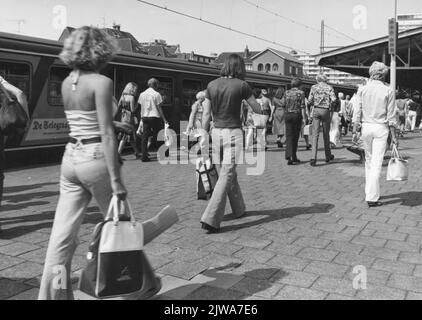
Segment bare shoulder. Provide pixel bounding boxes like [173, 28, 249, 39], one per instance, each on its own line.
[93, 74, 113, 87]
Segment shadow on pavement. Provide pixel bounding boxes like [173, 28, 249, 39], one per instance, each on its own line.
[156, 263, 287, 300]
[2, 191, 59, 204]
[3, 182, 58, 194]
[0, 209, 102, 239]
[0, 201, 50, 212]
[219, 203, 334, 233]
[381, 191, 422, 207]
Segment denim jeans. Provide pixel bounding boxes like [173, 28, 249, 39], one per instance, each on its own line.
[201, 128, 245, 228]
[311, 108, 332, 161]
[38, 142, 114, 300]
[361, 123, 389, 202]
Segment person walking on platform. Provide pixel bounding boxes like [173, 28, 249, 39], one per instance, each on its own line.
[257, 89, 272, 150]
[137, 78, 168, 162]
[38, 26, 169, 300]
[0, 76, 29, 233]
[330, 92, 343, 148]
[186, 90, 207, 150]
[200, 54, 262, 233]
[280, 78, 307, 165]
[407, 99, 418, 132]
[353, 61, 398, 208]
[272, 87, 286, 148]
[396, 96, 409, 137]
[116, 82, 141, 159]
[38, 27, 128, 299]
[308, 73, 337, 167]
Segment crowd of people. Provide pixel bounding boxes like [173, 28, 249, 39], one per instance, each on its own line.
[0, 26, 417, 299]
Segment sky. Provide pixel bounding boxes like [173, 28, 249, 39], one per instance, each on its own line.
[0, 0, 421, 56]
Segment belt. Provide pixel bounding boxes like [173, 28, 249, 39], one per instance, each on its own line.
[68, 137, 102, 145]
[314, 106, 329, 110]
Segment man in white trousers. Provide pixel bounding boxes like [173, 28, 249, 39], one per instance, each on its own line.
[353, 61, 398, 208]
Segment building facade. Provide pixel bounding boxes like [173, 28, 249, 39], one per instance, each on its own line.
[177, 52, 217, 64]
[250, 48, 303, 77]
[215, 46, 303, 77]
[297, 54, 366, 86]
[398, 14, 422, 32]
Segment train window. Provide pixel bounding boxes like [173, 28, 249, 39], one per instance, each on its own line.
[155, 77, 173, 106]
[0, 61, 31, 99]
[48, 67, 70, 106]
[182, 79, 202, 107]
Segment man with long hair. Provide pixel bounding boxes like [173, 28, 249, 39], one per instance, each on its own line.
[200, 54, 261, 233]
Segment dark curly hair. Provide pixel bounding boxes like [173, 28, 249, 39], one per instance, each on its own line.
[60, 26, 118, 71]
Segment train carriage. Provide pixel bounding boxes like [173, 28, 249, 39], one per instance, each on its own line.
[0, 31, 356, 159]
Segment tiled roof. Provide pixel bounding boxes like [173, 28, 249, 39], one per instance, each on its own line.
[58, 26, 147, 54]
[142, 45, 178, 58]
[250, 48, 303, 64]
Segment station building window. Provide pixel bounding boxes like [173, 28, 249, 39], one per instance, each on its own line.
[272, 63, 279, 72]
[265, 64, 271, 73]
[0, 61, 31, 100]
[257, 63, 263, 72]
[48, 66, 70, 106]
[182, 79, 202, 108]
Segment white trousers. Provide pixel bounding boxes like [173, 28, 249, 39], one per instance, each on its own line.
[361, 123, 389, 202]
[408, 110, 417, 131]
[330, 112, 341, 147]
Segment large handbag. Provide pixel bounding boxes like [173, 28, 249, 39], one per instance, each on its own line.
[0, 81, 28, 135]
[78, 196, 161, 300]
[386, 144, 408, 181]
[251, 101, 269, 129]
[196, 156, 219, 200]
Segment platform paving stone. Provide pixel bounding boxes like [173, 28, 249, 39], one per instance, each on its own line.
[303, 261, 349, 278]
[0, 242, 40, 257]
[356, 284, 407, 300]
[372, 259, 415, 275]
[388, 274, 422, 293]
[232, 277, 283, 299]
[1, 132, 421, 299]
[0, 278, 32, 299]
[297, 247, 339, 262]
[275, 285, 328, 300]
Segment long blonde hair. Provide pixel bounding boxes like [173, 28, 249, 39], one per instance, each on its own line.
[122, 82, 138, 96]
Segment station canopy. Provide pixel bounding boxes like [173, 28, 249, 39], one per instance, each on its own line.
[316, 26, 422, 89]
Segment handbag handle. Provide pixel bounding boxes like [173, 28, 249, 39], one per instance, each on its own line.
[105, 196, 137, 225]
[392, 144, 404, 161]
[0, 81, 14, 103]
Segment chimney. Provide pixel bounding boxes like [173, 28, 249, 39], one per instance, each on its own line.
[244, 45, 250, 58]
[112, 23, 121, 31]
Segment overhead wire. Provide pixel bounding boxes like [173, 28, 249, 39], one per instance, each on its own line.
[136, 0, 311, 54]
[241, 0, 359, 43]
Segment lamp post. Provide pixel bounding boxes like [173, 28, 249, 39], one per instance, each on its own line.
[390, 0, 397, 95]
